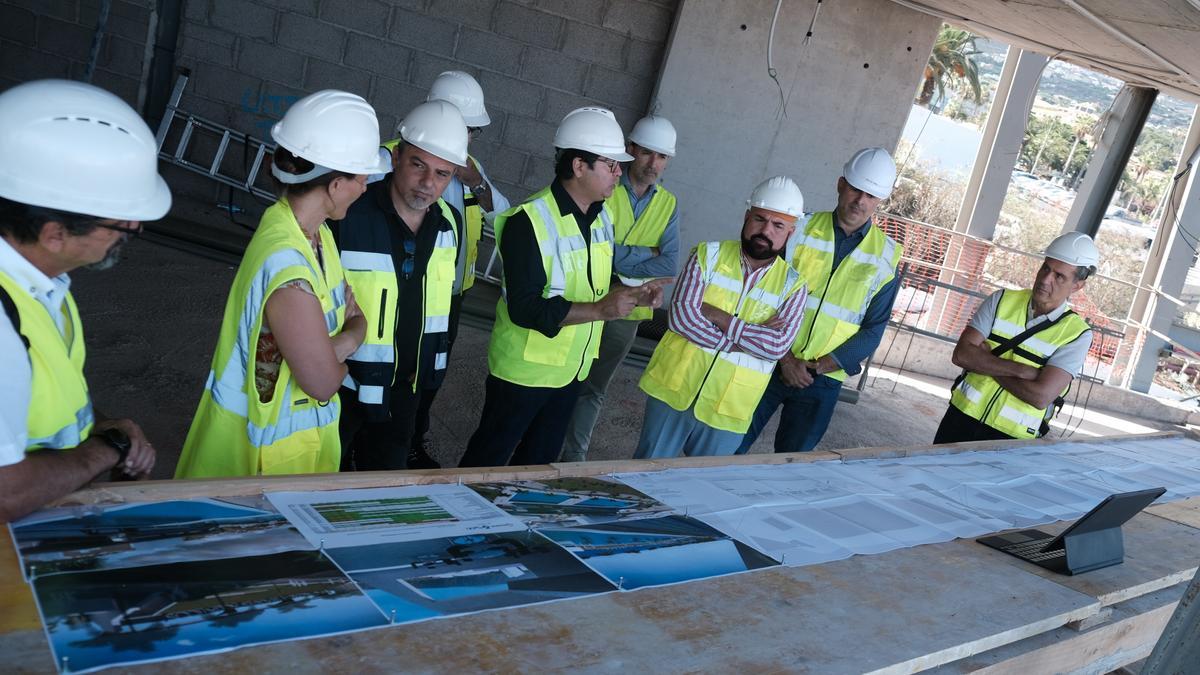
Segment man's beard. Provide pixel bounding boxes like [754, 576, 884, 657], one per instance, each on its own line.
[86, 240, 126, 271]
[742, 234, 781, 261]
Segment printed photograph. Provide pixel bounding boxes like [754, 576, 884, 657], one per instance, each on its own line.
[331, 531, 615, 623]
[12, 498, 309, 577]
[538, 515, 778, 590]
[32, 549, 386, 673]
[470, 476, 674, 527]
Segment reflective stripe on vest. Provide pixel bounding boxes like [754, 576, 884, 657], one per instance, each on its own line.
[950, 288, 1092, 439]
[640, 240, 802, 433]
[487, 185, 614, 388]
[789, 212, 901, 382]
[175, 199, 347, 478]
[0, 273, 94, 450]
[606, 183, 676, 321]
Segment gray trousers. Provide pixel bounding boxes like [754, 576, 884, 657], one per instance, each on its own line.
[559, 318, 642, 462]
[634, 395, 746, 459]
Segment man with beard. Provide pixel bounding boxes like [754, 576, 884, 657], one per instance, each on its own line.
[737, 147, 901, 454]
[0, 80, 168, 521]
[335, 100, 468, 471]
[635, 177, 808, 458]
[560, 115, 681, 462]
[933, 232, 1096, 443]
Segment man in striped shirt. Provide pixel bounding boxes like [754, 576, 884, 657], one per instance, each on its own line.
[635, 177, 809, 458]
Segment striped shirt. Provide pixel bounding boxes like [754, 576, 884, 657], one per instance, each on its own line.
[668, 249, 808, 361]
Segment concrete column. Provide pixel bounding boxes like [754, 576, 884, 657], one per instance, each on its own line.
[1063, 85, 1158, 237]
[928, 48, 1046, 336]
[1126, 109, 1200, 392]
[955, 48, 1048, 239]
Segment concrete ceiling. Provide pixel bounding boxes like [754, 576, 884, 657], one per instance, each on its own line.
[889, 0, 1200, 103]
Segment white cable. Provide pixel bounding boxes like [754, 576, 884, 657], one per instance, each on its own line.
[767, 0, 787, 118]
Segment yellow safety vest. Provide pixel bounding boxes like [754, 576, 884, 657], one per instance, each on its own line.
[339, 199, 458, 416]
[790, 212, 901, 381]
[640, 240, 802, 433]
[950, 288, 1091, 439]
[176, 199, 348, 478]
[606, 182, 676, 321]
[461, 176, 483, 293]
[488, 185, 614, 388]
[382, 138, 482, 294]
[0, 273, 93, 450]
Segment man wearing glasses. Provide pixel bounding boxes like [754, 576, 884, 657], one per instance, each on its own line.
[0, 80, 168, 522]
[334, 101, 468, 471]
[459, 107, 667, 468]
[406, 71, 511, 469]
[561, 115, 681, 462]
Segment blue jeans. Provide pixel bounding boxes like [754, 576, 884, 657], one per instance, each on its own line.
[736, 371, 841, 454]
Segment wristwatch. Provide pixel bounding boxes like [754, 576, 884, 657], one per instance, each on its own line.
[93, 427, 132, 467]
[471, 181, 489, 193]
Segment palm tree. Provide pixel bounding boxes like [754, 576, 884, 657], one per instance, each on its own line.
[1062, 115, 1095, 185]
[916, 24, 983, 108]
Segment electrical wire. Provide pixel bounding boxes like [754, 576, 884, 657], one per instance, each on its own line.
[766, 0, 788, 119]
[802, 0, 823, 46]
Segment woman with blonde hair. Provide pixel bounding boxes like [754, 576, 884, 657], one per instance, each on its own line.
[176, 90, 390, 478]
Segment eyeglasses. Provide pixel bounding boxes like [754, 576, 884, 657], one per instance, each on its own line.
[95, 221, 144, 237]
[467, 127, 483, 140]
[400, 238, 415, 280]
[595, 157, 620, 174]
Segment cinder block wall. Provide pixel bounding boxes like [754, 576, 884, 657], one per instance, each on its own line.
[0, 0, 153, 107]
[1, 0, 676, 213]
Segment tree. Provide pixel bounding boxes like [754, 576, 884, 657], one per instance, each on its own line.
[916, 24, 983, 108]
[1020, 116, 1073, 177]
[1062, 115, 1096, 186]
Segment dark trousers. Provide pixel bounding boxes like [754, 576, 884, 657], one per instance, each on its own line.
[339, 382, 420, 471]
[736, 371, 842, 454]
[932, 404, 1016, 445]
[458, 375, 582, 467]
[411, 293, 464, 446]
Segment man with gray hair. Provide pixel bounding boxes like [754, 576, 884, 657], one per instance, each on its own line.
[0, 80, 169, 521]
[934, 232, 1097, 443]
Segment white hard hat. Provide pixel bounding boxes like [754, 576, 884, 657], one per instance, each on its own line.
[426, 70, 490, 127]
[1045, 231, 1099, 268]
[271, 90, 391, 181]
[396, 100, 469, 167]
[842, 146, 897, 199]
[748, 176, 804, 217]
[554, 107, 633, 162]
[0, 79, 171, 221]
[629, 115, 676, 156]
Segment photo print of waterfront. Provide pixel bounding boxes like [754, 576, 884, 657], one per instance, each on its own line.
[329, 532, 616, 623]
[31, 549, 387, 673]
[538, 515, 779, 590]
[12, 498, 309, 578]
[469, 476, 675, 528]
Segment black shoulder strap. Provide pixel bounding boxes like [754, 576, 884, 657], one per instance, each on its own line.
[986, 308, 1079, 365]
[0, 284, 30, 351]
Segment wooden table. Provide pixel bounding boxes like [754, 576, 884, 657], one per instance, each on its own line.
[4, 432, 1196, 674]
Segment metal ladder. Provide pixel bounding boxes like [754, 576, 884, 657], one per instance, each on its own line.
[154, 70, 275, 203]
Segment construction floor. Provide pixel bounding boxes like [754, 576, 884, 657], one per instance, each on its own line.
[72, 235, 1178, 480]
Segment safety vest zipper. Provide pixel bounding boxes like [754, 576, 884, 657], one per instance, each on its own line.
[797, 255, 836, 355]
[574, 219, 599, 382]
[377, 288, 387, 340]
